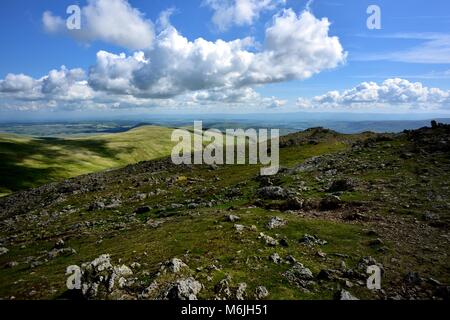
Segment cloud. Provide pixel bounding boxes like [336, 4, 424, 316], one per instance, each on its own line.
[356, 33, 450, 64]
[0, 74, 38, 93]
[90, 9, 346, 99]
[43, 0, 154, 50]
[203, 0, 285, 31]
[0, 66, 95, 105]
[5, 8, 345, 112]
[296, 78, 450, 111]
[189, 87, 287, 109]
[88, 50, 147, 95]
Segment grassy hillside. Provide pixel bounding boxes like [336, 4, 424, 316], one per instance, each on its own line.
[0, 126, 179, 195]
[0, 125, 448, 300]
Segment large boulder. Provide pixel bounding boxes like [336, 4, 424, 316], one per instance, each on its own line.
[283, 262, 314, 287]
[163, 278, 202, 300]
[257, 186, 288, 200]
[299, 234, 327, 246]
[327, 179, 355, 192]
[338, 289, 358, 300]
[160, 258, 189, 274]
[77, 254, 133, 299]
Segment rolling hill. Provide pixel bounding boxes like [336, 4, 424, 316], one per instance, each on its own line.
[0, 123, 448, 300]
[0, 126, 179, 195]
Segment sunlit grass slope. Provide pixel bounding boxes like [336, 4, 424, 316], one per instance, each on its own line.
[0, 126, 180, 194]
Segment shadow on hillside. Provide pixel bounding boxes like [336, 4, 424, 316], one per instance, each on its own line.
[0, 137, 136, 193]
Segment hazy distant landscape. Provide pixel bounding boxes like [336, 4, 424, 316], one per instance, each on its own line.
[2, 117, 449, 136]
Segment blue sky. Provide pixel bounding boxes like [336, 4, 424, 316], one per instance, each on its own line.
[0, 0, 449, 119]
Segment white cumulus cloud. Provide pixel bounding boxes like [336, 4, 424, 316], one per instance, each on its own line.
[4, 8, 346, 111]
[43, 0, 154, 50]
[203, 0, 286, 31]
[89, 9, 346, 99]
[0, 66, 95, 104]
[297, 78, 450, 111]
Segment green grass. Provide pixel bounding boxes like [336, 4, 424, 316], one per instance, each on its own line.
[0, 206, 378, 300]
[1, 126, 448, 300]
[0, 126, 181, 194]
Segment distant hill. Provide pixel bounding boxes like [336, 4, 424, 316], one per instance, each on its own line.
[0, 126, 178, 195]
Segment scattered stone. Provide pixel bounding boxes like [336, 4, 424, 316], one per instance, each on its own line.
[422, 212, 439, 221]
[317, 269, 333, 280]
[345, 280, 354, 288]
[234, 224, 245, 232]
[357, 256, 383, 273]
[269, 253, 282, 264]
[400, 152, 414, 159]
[236, 283, 247, 300]
[130, 262, 141, 269]
[404, 272, 422, 285]
[164, 277, 202, 300]
[160, 258, 189, 274]
[134, 206, 151, 214]
[105, 199, 122, 209]
[328, 179, 355, 192]
[279, 238, 289, 247]
[369, 238, 383, 246]
[146, 219, 164, 228]
[225, 215, 240, 222]
[285, 255, 297, 264]
[0, 247, 9, 256]
[77, 254, 134, 298]
[257, 186, 288, 200]
[30, 261, 43, 269]
[215, 276, 232, 299]
[258, 233, 278, 246]
[299, 234, 327, 246]
[255, 286, 269, 299]
[5, 261, 18, 268]
[79, 254, 115, 298]
[267, 217, 287, 229]
[54, 239, 65, 249]
[316, 251, 327, 258]
[88, 201, 105, 211]
[283, 262, 314, 287]
[338, 289, 358, 300]
[283, 197, 304, 210]
[109, 265, 133, 291]
[48, 247, 76, 259]
[319, 195, 342, 210]
[428, 277, 441, 286]
[187, 203, 199, 209]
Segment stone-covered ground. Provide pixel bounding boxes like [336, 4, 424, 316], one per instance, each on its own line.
[0, 123, 449, 300]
